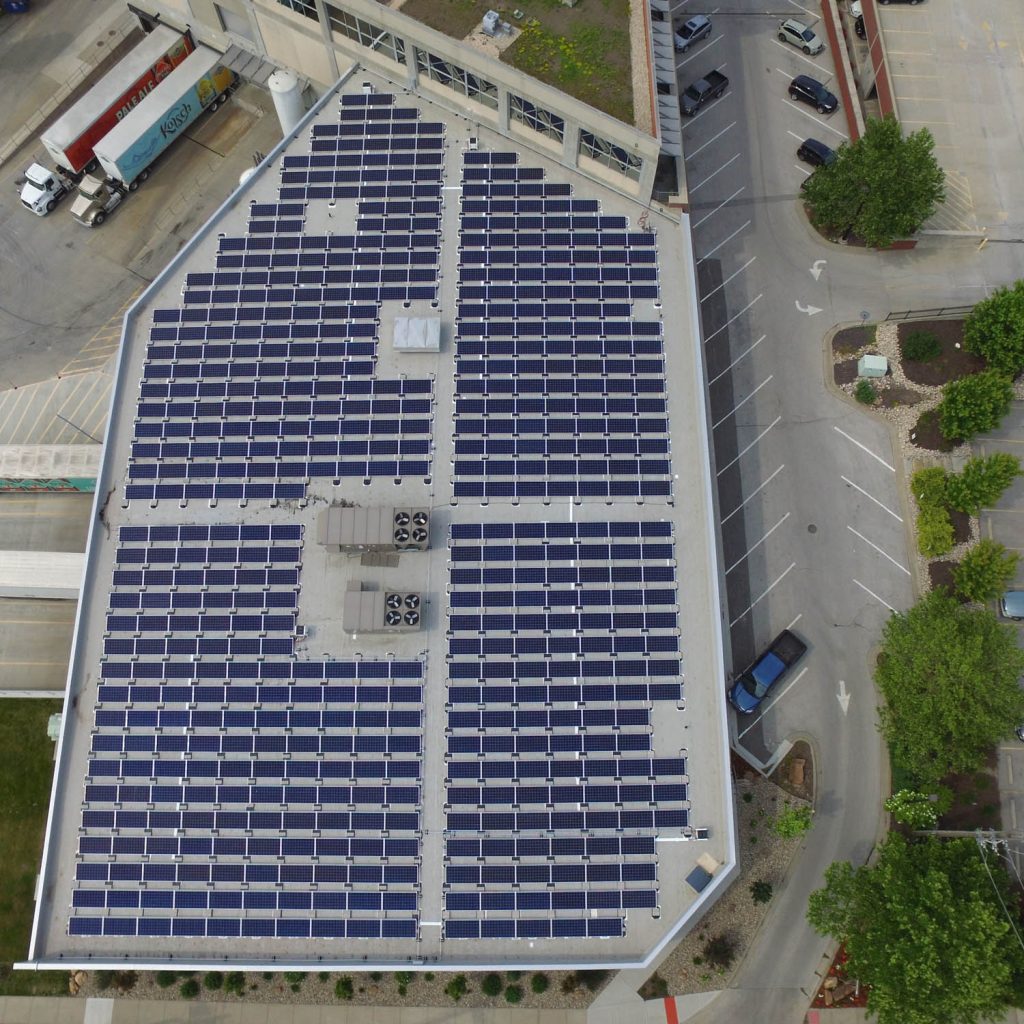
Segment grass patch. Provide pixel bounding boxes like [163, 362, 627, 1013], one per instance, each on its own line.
[0, 699, 62, 997]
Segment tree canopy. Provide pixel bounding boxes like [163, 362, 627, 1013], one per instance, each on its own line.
[938, 369, 1014, 442]
[875, 589, 1024, 785]
[963, 279, 1024, 376]
[802, 117, 945, 246]
[808, 835, 1024, 1024]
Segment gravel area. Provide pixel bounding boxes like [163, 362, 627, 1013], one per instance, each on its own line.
[630, 0, 655, 135]
[638, 772, 811, 998]
[71, 967, 607, 1009]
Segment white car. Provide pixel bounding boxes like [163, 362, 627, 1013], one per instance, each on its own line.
[778, 18, 825, 55]
[850, 0, 862, 16]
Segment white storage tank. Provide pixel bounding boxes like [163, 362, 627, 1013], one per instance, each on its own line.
[268, 68, 304, 136]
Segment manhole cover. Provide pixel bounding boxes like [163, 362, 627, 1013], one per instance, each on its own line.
[808, 524, 818, 533]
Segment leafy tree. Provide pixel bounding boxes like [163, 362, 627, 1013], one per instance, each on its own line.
[335, 976, 354, 1001]
[963, 279, 1024, 375]
[911, 465, 949, 509]
[955, 539, 1019, 603]
[916, 503, 954, 558]
[773, 804, 813, 837]
[531, 972, 550, 994]
[802, 117, 945, 246]
[808, 835, 1024, 1024]
[946, 453, 1022, 514]
[884, 788, 939, 829]
[204, 972, 224, 991]
[749, 880, 774, 904]
[445, 974, 468, 1001]
[481, 973, 503, 997]
[875, 589, 1024, 785]
[938, 370, 1014, 442]
[505, 984, 524, 1004]
[180, 978, 200, 999]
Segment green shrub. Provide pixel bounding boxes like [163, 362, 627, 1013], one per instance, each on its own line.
[394, 971, 413, 987]
[155, 971, 178, 989]
[946, 453, 1022, 514]
[916, 503, 955, 558]
[369, 971, 383, 982]
[424, 972, 435, 981]
[561, 973, 579, 993]
[481, 973, 503, 997]
[773, 805, 813, 837]
[224, 973, 246, 996]
[531, 972, 549, 994]
[335, 976, 354, 1000]
[204, 972, 224, 991]
[750, 880, 774, 904]
[911, 465, 949, 510]
[505, 984, 524, 1004]
[902, 329, 942, 362]
[180, 979, 200, 999]
[284, 972, 306, 985]
[113, 971, 138, 992]
[446, 974, 468, 1001]
[963, 279, 1024, 375]
[318, 972, 330, 982]
[854, 379, 877, 405]
[578, 970, 610, 992]
[954, 539, 1019, 602]
[702, 935, 736, 970]
[885, 788, 939, 828]
[262, 972, 275, 981]
[938, 369, 1014, 442]
[506, 970, 522, 980]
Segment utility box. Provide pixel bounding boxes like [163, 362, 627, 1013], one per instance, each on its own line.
[857, 354, 888, 378]
[317, 506, 429, 552]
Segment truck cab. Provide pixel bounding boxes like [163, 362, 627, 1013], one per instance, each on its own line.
[69, 173, 125, 227]
[19, 163, 73, 216]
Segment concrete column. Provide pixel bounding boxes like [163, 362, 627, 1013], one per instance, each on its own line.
[403, 35, 419, 89]
[636, 153, 656, 200]
[496, 85, 511, 135]
[560, 115, 581, 172]
[312, 0, 341, 79]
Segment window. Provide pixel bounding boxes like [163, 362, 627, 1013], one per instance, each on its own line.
[414, 49, 498, 110]
[215, 3, 255, 40]
[579, 130, 642, 181]
[326, 5, 406, 64]
[509, 95, 564, 143]
[277, 0, 317, 21]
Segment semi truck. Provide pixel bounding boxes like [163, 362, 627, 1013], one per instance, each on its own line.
[19, 163, 75, 216]
[70, 47, 235, 227]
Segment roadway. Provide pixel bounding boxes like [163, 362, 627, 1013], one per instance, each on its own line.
[637, 0, 1024, 1020]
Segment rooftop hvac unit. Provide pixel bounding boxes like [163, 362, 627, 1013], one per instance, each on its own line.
[343, 585, 423, 633]
[317, 506, 429, 552]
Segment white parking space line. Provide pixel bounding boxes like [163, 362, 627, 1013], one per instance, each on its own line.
[833, 425, 895, 472]
[770, 38, 827, 72]
[786, 129, 805, 142]
[901, 119, 954, 127]
[686, 121, 736, 160]
[721, 464, 785, 524]
[737, 666, 809, 738]
[713, 375, 774, 429]
[794, 164, 810, 176]
[717, 416, 782, 477]
[708, 334, 766, 386]
[690, 153, 741, 193]
[786, 612, 803, 631]
[853, 578, 896, 614]
[786, 0, 819, 20]
[730, 561, 797, 627]
[727, 512, 791, 574]
[694, 185, 745, 228]
[841, 475, 903, 522]
[784, 100, 848, 139]
[676, 36, 722, 69]
[696, 219, 751, 263]
[700, 256, 757, 303]
[847, 525, 911, 576]
[703, 293, 763, 344]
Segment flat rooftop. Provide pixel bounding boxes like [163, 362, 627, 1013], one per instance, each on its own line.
[25, 66, 734, 971]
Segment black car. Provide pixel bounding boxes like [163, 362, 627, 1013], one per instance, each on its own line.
[797, 137, 836, 167]
[854, 13, 865, 37]
[879, 0, 924, 4]
[789, 74, 838, 114]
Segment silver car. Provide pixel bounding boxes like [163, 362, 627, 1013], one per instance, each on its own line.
[675, 14, 712, 53]
[1000, 590, 1024, 620]
[778, 18, 825, 55]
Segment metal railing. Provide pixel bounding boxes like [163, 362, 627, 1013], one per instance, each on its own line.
[885, 305, 974, 322]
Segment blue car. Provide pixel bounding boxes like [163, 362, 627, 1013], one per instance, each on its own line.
[728, 630, 808, 714]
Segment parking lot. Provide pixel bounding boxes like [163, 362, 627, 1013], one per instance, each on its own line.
[671, 0, 914, 769]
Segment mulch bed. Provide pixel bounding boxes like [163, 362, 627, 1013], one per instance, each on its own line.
[910, 408, 956, 452]
[949, 507, 971, 544]
[833, 326, 874, 355]
[928, 560, 958, 592]
[833, 359, 859, 386]
[898, 320, 984, 386]
[812, 945, 868, 1009]
[937, 748, 1001, 831]
[878, 385, 924, 409]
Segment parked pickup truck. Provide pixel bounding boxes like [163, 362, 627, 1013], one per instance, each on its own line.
[728, 630, 808, 714]
[680, 69, 728, 116]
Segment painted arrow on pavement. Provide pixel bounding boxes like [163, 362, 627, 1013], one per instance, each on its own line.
[796, 300, 823, 316]
[810, 259, 827, 280]
[837, 679, 850, 715]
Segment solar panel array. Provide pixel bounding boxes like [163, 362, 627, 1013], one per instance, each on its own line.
[443, 522, 687, 940]
[126, 93, 439, 505]
[453, 152, 671, 501]
[71, 523, 424, 940]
